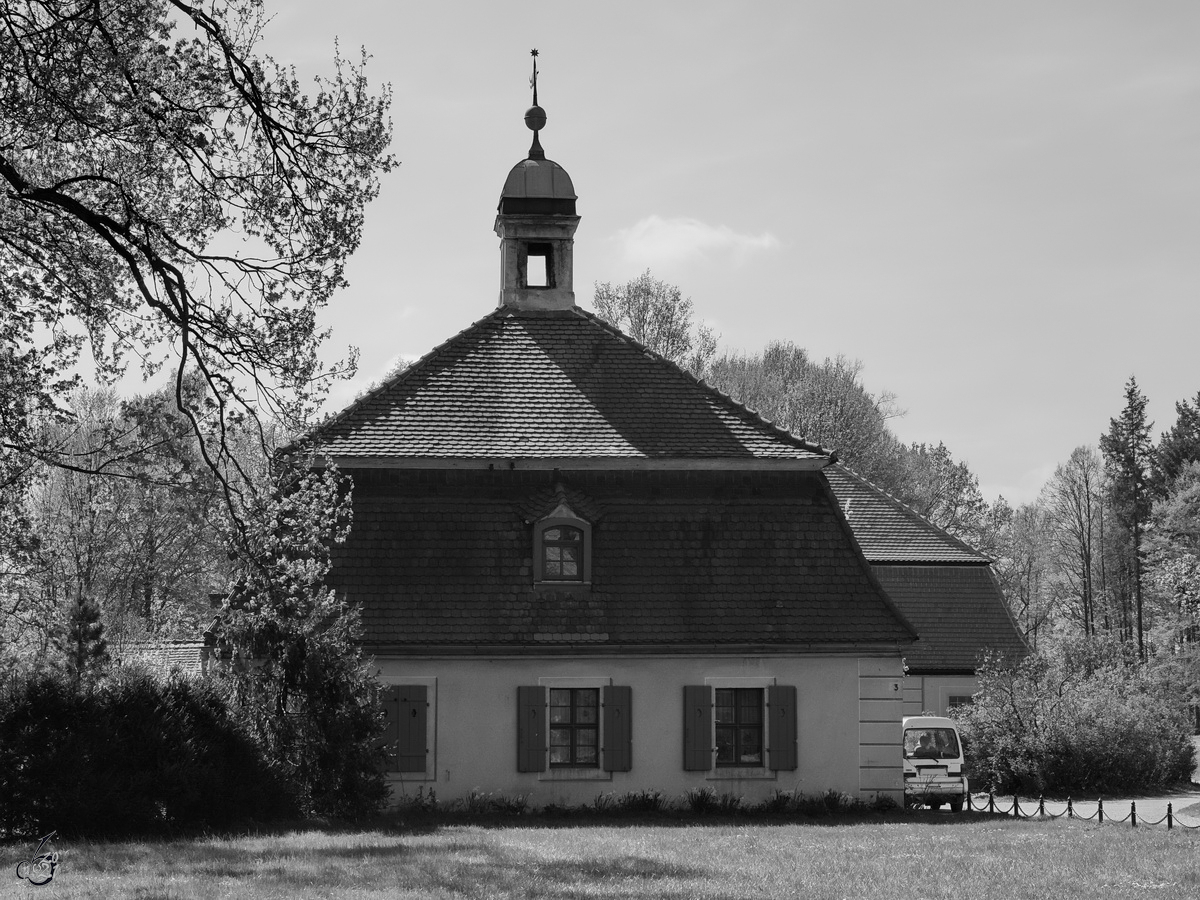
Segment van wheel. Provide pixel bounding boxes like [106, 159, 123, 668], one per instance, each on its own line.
[950, 797, 964, 813]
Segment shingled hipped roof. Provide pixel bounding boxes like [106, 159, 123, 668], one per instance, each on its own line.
[823, 464, 989, 563]
[822, 464, 1027, 671]
[309, 307, 831, 464]
[872, 566, 1026, 671]
[331, 468, 917, 653]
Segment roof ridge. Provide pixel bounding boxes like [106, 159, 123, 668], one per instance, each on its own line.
[572, 307, 836, 461]
[830, 462, 990, 561]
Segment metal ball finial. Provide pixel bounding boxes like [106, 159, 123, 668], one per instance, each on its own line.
[525, 49, 546, 158]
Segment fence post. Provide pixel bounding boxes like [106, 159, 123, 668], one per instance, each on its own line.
[1067, 797, 1073, 819]
[1131, 801, 1137, 829]
[988, 792, 995, 814]
[1098, 797, 1104, 824]
[1038, 795, 1045, 817]
[1168, 802, 1173, 831]
[1013, 796, 1020, 818]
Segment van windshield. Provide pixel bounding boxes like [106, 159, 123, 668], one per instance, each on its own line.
[903, 727, 960, 760]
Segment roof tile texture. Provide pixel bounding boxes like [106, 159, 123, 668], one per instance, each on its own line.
[823, 464, 988, 563]
[332, 468, 914, 652]
[312, 308, 827, 461]
[872, 566, 1027, 672]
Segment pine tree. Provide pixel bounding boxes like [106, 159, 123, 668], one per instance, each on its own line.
[1099, 376, 1154, 661]
[1154, 392, 1200, 495]
[56, 596, 110, 687]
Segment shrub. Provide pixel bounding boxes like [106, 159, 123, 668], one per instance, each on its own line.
[0, 669, 295, 839]
[958, 639, 1195, 796]
[684, 786, 718, 815]
[615, 789, 665, 814]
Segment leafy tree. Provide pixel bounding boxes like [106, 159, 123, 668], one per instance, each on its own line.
[215, 461, 386, 817]
[893, 442, 992, 548]
[706, 342, 906, 488]
[990, 500, 1053, 647]
[14, 383, 225, 672]
[0, 0, 393, 514]
[957, 634, 1193, 795]
[1041, 446, 1104, 636]
[1146, 461, 1200, 648]
[1099, 376, 1155, 660]
[593, 270, 717, 378]
[1153, 392, 1200, 496]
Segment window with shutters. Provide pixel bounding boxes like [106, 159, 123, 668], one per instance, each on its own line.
[683, 680, 797, 778]
[517, 680, 631, 779]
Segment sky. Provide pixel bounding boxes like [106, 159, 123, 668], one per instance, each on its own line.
[256, 1, 1200, 505]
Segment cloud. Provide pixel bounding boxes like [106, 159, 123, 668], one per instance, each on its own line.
[612, 215, 780, 266]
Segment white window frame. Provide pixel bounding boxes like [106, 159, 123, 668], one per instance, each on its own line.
[703, 676, 777, 781]
[537, 676, 612, 781]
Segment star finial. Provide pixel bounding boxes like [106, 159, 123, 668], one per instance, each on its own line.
[529, 49, 540, 107]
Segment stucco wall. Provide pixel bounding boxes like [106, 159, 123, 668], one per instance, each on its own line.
[377, 652, 904, 808]
[902, 675, 980, 718]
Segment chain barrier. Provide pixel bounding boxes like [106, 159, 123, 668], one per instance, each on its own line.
[966, 792, 1200, 830]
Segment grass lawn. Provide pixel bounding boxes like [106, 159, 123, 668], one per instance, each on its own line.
[6, 814, 1198, 900]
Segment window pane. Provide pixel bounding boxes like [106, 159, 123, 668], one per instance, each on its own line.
[550, 706, 570, 724]
[550, 746, 570, 765]
[716, 726, 735, 765]
[550, 727, 571, 747]
[576, 704, 597, 724]
[738, 691, 762, 725]
[715, 689, 734, 723]
[545, 527, 562, 541]
[562, 560, 578, 577]
[550, 689, 570, 706]
[739, 728, 763, 764]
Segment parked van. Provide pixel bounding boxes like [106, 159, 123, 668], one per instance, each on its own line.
[902, 715, 968, 811]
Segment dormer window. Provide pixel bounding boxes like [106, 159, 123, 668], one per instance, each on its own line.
[542, 525, 583, 580]
[533, 501, 591, 584]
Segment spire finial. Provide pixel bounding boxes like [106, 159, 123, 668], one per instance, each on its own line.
[530, 48, 539, 107]
[524, 49, 547, 160]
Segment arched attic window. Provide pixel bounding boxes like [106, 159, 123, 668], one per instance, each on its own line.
[533, 501, 592, 584]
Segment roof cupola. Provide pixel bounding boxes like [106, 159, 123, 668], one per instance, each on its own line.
[495, 50, 580, 311]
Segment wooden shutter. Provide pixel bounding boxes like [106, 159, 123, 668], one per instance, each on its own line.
[378, 685, 401, 772]
[516, 685, 547, 772]
[396, 685, 428, 773]
[602, 685, 632, 772]
[683, 685, 712, 771]
[768, 684, 798, 771]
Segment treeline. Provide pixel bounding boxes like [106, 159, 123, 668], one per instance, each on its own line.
[0, 378, 388, 837]
[1005, 381, 1200, 657]
[595, 270, 1009, 557]
[595, 272, 1200, 663]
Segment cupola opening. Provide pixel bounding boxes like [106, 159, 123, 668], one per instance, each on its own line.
[525, 243, 552, 288]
